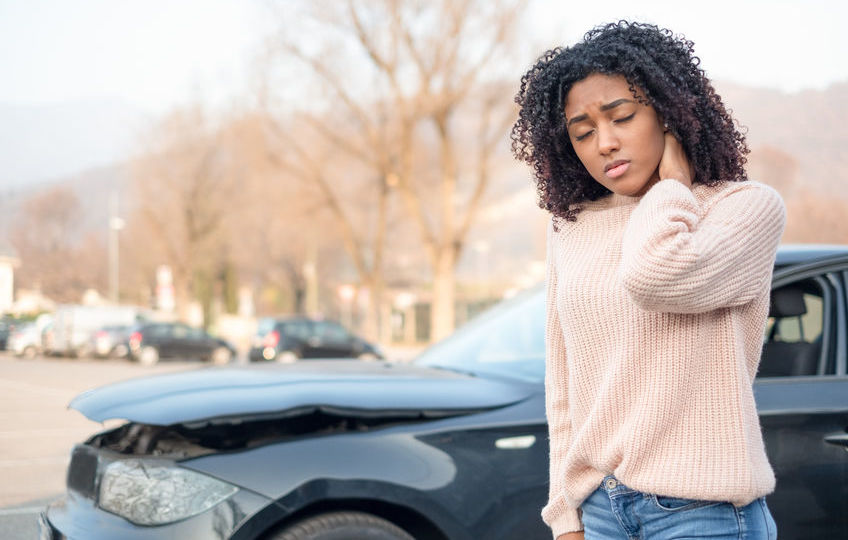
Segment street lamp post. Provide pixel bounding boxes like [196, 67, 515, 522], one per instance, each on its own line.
[108, 192, 125, 304]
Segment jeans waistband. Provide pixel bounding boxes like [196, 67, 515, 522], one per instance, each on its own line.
[599, 475, 638, 497]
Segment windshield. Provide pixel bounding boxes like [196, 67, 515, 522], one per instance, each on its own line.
[415, 285, 545, 383]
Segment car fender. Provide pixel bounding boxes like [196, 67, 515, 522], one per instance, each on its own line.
[182, 430, 470, 538]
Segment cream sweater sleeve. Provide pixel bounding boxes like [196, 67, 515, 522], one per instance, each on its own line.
[541, 220, 583, 537]
[619, 179, 786, 314]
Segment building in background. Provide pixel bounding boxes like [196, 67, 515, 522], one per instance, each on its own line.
[0, 239, 19, 314]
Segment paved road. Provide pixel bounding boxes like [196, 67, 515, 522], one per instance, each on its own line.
[0, 352, 207, 539]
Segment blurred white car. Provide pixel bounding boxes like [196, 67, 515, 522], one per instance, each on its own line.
[8, 322, 42, 359]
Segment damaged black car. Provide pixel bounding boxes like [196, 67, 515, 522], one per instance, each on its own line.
[40, 245, 848, 539]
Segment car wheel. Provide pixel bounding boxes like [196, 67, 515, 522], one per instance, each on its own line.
[267, 511, 414, 540]
[112, 344, 129, 358]
[22, 346, 38, 359]
[210, 346, 232, 365]
[138, 346, 160, 366]
[275, 350, 299, 364]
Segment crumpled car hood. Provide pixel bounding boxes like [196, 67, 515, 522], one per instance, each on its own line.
[70, 360, 534, 425]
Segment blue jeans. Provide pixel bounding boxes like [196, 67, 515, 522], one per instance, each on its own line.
[581, 475, 777, 539]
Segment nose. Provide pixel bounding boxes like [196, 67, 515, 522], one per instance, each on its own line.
[597, 126, 620, 155]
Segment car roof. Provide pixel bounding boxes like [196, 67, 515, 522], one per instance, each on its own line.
[262, 316, 338, 325]
[775, 244, 848, 267]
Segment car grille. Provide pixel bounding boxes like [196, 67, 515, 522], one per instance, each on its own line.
[66, 445, 99, 500]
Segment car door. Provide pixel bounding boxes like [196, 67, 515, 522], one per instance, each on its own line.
[755, 266, 848, 539]
[310, 321, 356, 357]
[181, 326, 211, 359]
[159, 323, 187, 359]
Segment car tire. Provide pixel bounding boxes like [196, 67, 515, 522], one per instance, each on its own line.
[267, 511, 414, 540]
[275, 350, 299, 364]
[22, 346, 38, 359]
[210, 346, 232, 365]
[138, 346, 160, 366]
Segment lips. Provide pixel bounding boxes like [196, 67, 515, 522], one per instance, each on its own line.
[604, 160, 630, 179]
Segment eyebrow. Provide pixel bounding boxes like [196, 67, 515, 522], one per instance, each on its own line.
[566, 98, 635, 127]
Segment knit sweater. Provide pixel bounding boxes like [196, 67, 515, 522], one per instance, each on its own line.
[542, 178, 786, 538]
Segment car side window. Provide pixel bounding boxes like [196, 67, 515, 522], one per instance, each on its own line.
[314, 321, 350, 341]
[149, 324, 169, 338]
[760, 277, 831, 377]
[172, 324, 189, 339]
[769, 293, 823, 343]
[187, 327, 205, 339]
[281, 321, 311, 340]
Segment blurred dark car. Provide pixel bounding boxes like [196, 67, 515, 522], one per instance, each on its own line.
[87, 325, 133, 359]
[0, 315, 24, 350]
[0, 317, 13, 350]
[41, 245, 848, 539]
[128, 322, 236, 366]
[248, 317, 383, 362]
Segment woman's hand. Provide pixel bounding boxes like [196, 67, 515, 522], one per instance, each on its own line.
[556, 532, 585, 540]
[658, 131, 693, 188]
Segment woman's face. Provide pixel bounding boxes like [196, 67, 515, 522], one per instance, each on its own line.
[564, 73, 665, 197]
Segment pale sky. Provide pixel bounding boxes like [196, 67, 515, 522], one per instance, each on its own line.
[0, 0, 845, 114]
[0, 0, 846, 187]
[0, 0, 271, 113]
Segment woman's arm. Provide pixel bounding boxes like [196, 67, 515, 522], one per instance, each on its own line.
[617, 177, 785, 314]
[542, 220, 584, 537]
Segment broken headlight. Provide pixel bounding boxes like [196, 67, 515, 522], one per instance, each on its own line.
[98, 459, 238, 525]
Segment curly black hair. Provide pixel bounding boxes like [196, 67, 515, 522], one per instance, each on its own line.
[511, 21, 749, 222]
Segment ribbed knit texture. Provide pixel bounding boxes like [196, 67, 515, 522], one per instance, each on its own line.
[542, 178, 786, 538]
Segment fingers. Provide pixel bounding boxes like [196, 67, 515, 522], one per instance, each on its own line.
[659, 132, 693, 187]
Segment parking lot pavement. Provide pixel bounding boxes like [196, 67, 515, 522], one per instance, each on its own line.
[0, 352, 203, 537]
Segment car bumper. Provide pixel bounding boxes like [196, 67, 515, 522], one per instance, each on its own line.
[41, 489, 283, 540]
[247, 347, 278, 361]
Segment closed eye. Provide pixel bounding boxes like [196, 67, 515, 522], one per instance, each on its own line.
[574, 130, 593, 142]
[613, 113, 635, 124]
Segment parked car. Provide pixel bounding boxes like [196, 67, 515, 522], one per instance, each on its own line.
[51, 305, 144, 357]
[88, 324, 133, 359]
[248, 317, 383, 362]
[40, 245, 848, 539]
[7, 322, 42, 358]
[8, 313, 54, 358]
[0, 316, 14, 350]
[128, 322, 236, 365]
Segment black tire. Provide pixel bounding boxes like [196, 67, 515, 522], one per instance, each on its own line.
[210, 346, 232, 365]
[267, 511, 414, 540]
[138, 345, 160, 366]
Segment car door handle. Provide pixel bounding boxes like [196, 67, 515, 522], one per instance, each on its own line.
[824, 433, 848, 450]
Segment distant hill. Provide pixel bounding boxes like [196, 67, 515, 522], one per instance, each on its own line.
[1, 80, 845, 281]
[0, 162, 131, 245]
[0, 98, 148, 189]
[716, 80, 848, 197]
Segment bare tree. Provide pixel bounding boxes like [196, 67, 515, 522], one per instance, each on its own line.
[220, 111, 336, 316]
[129, 105, 242, 323]
[10, 186, 106, 302]
[266, 0, 525, 340]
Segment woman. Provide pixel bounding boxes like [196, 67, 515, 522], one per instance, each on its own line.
[511, 22, 785, 540]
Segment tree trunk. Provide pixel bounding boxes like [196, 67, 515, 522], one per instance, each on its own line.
[430, 246, 456, 341]
[430, 113, 459, 342]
